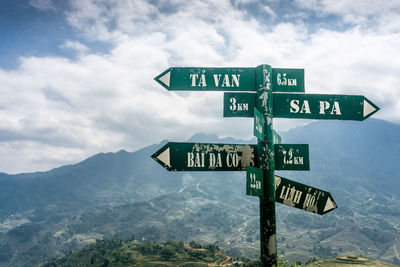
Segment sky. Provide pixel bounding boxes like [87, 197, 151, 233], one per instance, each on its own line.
[0, 0, 399, 174]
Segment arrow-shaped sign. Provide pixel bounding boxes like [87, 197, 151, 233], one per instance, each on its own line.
[273, 93, 379, 121]
[155, 67, 305, 92]
[275, 175, 337, 215]
[152, 142, 258, 171]
[223, 92, 379, 121]
[152, 142, 309, 171]
[155, 67, 255, 91]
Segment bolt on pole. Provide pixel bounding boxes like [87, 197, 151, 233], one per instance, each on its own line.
[255, 64, 277, 266]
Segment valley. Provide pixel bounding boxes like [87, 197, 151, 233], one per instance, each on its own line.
[0, 119, 399, 266]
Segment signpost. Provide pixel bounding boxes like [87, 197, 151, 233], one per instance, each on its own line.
[155, 67, 305, 92]
[274, 144, 309, 171]
[273, 93, 379, 121]
[272, 68, 304, 92]
[153, 143, 309, 172]
[224, 92, 255, 117]
[153, 64, 379, 267]
[247, 166, 264, 197]
[254, 108, 265, 141]
[275, 176, 337, 215]
[272, 129, 282, 145]
[151, 142, 258, 171]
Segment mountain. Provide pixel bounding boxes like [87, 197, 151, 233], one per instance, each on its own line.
[0, 118, 399, 266]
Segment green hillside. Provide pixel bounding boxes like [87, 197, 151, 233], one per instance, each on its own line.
[40, 238, 233, 267]
[0, 119, 399, 266]
[306, 255, 399, 267]
[40, 237, 399, 267]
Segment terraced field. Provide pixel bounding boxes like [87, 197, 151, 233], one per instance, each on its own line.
[307, 256, 399, 267]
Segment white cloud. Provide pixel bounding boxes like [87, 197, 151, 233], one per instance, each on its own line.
[295, 0, 400, 25]
[30, 0, 57, 11]
[1, 0, 399, 173]
[60, 40, 89, 54]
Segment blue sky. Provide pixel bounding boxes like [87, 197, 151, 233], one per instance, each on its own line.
[0, 0, 399, 173]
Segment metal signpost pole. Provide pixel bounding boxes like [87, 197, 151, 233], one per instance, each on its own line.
[255, 64, 277, 266]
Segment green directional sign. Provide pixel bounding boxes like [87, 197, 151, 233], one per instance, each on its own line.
[272, 68, 304, 92]
[152, 142, 307, 172]
[246, 166, 264, 197]
[275, 175, 337, 215]
[223, 92, 255, 117]
[154, 67, 255, 91]
[273, 93, 379, 121]
[155, 67, 305, 92]
[274, 144, 309, 171]
[254, 108, 265, 141]
[272, 129, 282, 144]
[151, 142, 258, 171]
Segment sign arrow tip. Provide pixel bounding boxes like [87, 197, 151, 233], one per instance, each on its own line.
[363, 99, 379, 119]
[155, 147, 171, 168]
[323, 196, 336, 213]
[154, 69, 171, 89]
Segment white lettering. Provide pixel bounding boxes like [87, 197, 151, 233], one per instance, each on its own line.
[300, 101, 311, 114]
[232, 74, 240, 87]
[229, 98, 236, 111]
[330, 101, 341, 115]
[209, 153, 216, 167]
[294, 157, 303, 165]
[215, 153, 222, 167]
[187, 153, 194, 167]
[221, 74, 230, 87]
[319, 101, 330, 114]
[288, 79, 297, 86]
[279, 186, 289, 200]
[283, 149, 293, 165]
[190, 74, 198, 87]
[319, 100, 342, 115]
[255, 181, 261, 189]
[293, 190, 303, 204]
[304, 193, 316, 207]
[213, 74, 221, 87]
[194, 152, 201, 167]
[198, 74, 207, 87]
[290, 100, 300, 113]
[226, 153, 239, 167]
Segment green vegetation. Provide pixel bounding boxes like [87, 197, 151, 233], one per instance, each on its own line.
[40, 238, 228, 267]
[40, 237, 309, 267]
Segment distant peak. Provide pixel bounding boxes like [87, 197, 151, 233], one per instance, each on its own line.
[188, 133, 220, 143]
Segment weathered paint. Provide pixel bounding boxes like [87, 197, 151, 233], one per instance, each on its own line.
[151, 142, 257, 171]
[254, 108, 265, 141]
[274, 175, 338, 215]
[256, 64, 278, 267]
[246, 166, 264, 197]
[274, 144, 310, 171]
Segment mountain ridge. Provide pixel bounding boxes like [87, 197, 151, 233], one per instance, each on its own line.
[0, 118, 399, 266]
